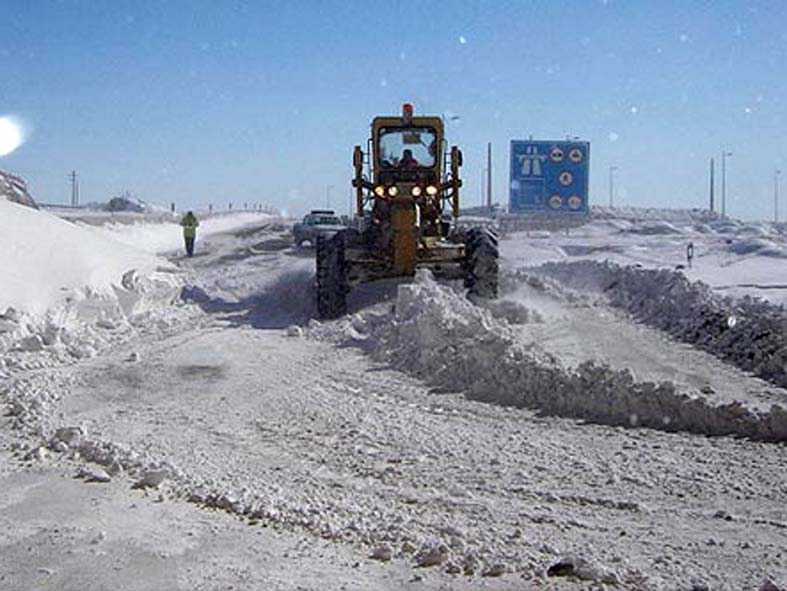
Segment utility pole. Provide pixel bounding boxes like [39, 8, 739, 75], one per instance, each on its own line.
[776, 169, 782, 224]
[69, 170, 79, 207]
[709, 158, 715, 212]
[608, 166, 618, 208]
[486, 142, 492, 208]
[721, 150, 732, 218]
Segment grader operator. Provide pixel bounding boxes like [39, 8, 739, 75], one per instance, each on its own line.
[316, 103, 498, 318]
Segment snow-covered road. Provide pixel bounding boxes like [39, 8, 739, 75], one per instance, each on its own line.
[49, 318, 787, 588]
[2, 215, 786, 590]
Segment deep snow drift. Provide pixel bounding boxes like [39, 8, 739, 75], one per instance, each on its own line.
[0, 200, 170, 315]
[0, 200, 186, 367]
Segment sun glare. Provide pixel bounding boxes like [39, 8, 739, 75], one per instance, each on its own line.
[0, 116, 24, 156]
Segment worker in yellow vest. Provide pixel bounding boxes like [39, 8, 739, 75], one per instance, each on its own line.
[179, 211, 199, 257]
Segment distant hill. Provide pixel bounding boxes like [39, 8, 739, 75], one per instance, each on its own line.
[0, 170, 38, 209]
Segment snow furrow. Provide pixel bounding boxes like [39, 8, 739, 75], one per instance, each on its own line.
[529, 260, 787, 390]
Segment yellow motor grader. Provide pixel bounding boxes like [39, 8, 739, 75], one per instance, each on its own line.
[316, 103, 498, 318]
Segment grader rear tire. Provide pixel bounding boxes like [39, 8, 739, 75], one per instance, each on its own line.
[316, 232, 348, 319]
[464, 227, 499, 298]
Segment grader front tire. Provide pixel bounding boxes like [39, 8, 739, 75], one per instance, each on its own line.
[316, 232, 348, 319]
[464, 227, 499, 299]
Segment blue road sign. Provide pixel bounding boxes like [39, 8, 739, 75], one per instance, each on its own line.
[509, 140, 590, 214]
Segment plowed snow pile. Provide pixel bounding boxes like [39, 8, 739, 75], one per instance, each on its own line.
[533, 260, 787, 389]
[310, 271, 787, 441]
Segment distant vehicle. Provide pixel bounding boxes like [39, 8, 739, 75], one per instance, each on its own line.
[292, 210, 345, 247]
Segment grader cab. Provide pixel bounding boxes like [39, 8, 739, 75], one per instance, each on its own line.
[316, 103, 498, 318]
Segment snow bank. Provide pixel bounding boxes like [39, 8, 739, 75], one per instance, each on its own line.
[706, 219, 785, 239]
[623, 221, 682, 235]
[80, 212, 273, 255]
[0, 200, 187, 366]
[0, 200, 170, 315]
[591, 206, 718, 223]
[310, 271, 787, 442]
[533, 260, 787, 390]
[726, 238, 787, 258]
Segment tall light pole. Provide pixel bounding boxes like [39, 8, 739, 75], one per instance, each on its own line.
[608, 166, 618, 207]
[721, 151, 732, 218]
[326, 184, 333, 209]
[776, 169, 782, 224]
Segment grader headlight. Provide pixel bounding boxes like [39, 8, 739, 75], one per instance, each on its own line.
[374, 185, 385, 197]
[426, 185, 438, 196]
[387, 186, 399, 197]
[411, 186, 422, 197]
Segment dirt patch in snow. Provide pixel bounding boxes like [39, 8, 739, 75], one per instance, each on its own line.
[177, 363, 226, 380]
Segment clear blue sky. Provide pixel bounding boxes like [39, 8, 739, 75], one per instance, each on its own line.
[1, 0, 785, 219]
